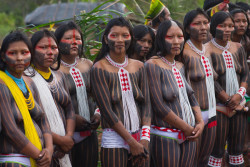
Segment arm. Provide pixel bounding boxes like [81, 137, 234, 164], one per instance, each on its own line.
[145, 63, 194, 137]
[0, 83, 40, 159]
[228, 46, 249, 109]
[91, 67, 144, 156]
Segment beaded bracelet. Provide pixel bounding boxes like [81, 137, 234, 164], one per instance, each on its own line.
[141, 125, 150, 142]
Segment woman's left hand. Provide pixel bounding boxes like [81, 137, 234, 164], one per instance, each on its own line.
[227, 94, 242, 110]
[187, 121, 204, 141]
[36, 148, 52, 167]
[90, 114, 101, 130]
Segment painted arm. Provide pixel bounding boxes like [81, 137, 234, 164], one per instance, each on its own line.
[145, 63, 194, 137]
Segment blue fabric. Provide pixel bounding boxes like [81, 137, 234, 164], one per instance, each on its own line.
[5, 70, 27, 94]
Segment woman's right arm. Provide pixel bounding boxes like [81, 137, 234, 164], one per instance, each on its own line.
[145, 62, 194, 137]
[0, 83, 40, 159]
[90, 67, 144, 156]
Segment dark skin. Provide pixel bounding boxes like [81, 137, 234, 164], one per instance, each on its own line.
[33, 37, 75, 159]
[58, 29, 100, 133]
[102, 26, 150, 165]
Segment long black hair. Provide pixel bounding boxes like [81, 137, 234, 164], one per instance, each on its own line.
[210, 11, 234, 38]
[0, 31, 32, 71]
[183, 8, 210, 40]
[94, 17, 134, 63]
[133, 25, 155, 59]
[155, 20, 184, 57]
[54, 21, 84, 57]
[31, 29, 60, 71]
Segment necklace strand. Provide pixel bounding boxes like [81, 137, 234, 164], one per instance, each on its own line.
[105, 54, 128, 68]
[211, 38, 230, 51]
[187, 40, 205, 56]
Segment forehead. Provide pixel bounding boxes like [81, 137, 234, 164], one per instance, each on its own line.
[192, 14, 208, 22]
[141, 33, 152, 40]
[37, 37, 57, 44]
[109, 26, 130, 34]
[166, 25, 183, 35]
[220, 17, 233, 24]
[8, 41, 29, 50]
[234, 12, 247, 19]
[63, 29, 81, 36]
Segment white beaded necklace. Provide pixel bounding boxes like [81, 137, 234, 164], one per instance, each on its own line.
[161, 56, 195, 126]
[187, 40, 216, 120]
[211, 38, 230, 51]
[105, 54, 139, 132]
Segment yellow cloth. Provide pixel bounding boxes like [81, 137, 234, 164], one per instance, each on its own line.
[33, 66, 51, 80]
[0, 71, 42, 167]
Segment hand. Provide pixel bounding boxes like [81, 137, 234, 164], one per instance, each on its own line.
[139, 139, 149, 156]
[128, 138, 145, 157]
[59, 135, 74, 153]
[183, 125, 195, 138]
[75, 115, 91, 131]
[227, 94, 242, 110]
[187, 121, 204, 141]
[90, 114, 101, 130]
[129, 139, 148, 167]
[36, 148, 52, 167]
[53, 146, 65, 159]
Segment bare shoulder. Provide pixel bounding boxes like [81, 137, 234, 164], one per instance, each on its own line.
[92, 58, 106, 70]
[78, 58, 93, 66]
[128, 58, 144, 68]
[176, 61, 184, 68]
[146, 56, 161, 65]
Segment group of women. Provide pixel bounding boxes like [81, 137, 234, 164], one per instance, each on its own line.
[0, 5, 249, 167]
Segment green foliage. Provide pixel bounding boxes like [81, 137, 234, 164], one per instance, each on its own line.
[0, 12, 16, 39]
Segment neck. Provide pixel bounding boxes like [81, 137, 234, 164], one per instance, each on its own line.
[61, 55, 77, 64]
[5, 68, 22, 79]
[190, 38, 202, 50]
[164, 54, 175, 64]
[131, 53, 144, 62]
[34, 63, 50, 73]
[215, 38, 228, 47]
[109, 50, 126, 64]
[232, 33, 242, 43]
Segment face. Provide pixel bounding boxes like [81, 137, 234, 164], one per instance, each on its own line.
[34, 37, 59, 68]
[233, 13, 248, 36]
[136, 33, 153, 57]
[189, 14, 209, 42]
[3, 41, 31, 75]
[164, 22, 184, 56]
[163, 8, 172, 21]
[106, 26, 131, 54]
[215, 17, 234, 41]
[59, 29, 82, 56]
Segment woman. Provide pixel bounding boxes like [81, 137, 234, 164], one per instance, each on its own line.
[182, 8, 217, 166]
[25, 29, 75, 167]
[131, 25, 155, 62]
[145, 20, 204, 167]
[55, 21, 100, 167]
[0, 31, 53, 167]
[230, 8, 250, 165]
[91, 17, 151, 167]
[206, 12, 248, 167]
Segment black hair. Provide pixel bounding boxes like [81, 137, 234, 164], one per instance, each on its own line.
[155, 20, 184, 57]
[183, 8, 210, 40]
[236, 2, 250, 12]
[230, 8, 249, 29]
[152, 9, 166, 28]
[54, 21, 84, 57]
[210, 11, 234, 38]
[0, 31, 32, 71]
[94, 17, 134, 63]
[133, 25, 155, 59]
[31, 29, 60, 71]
